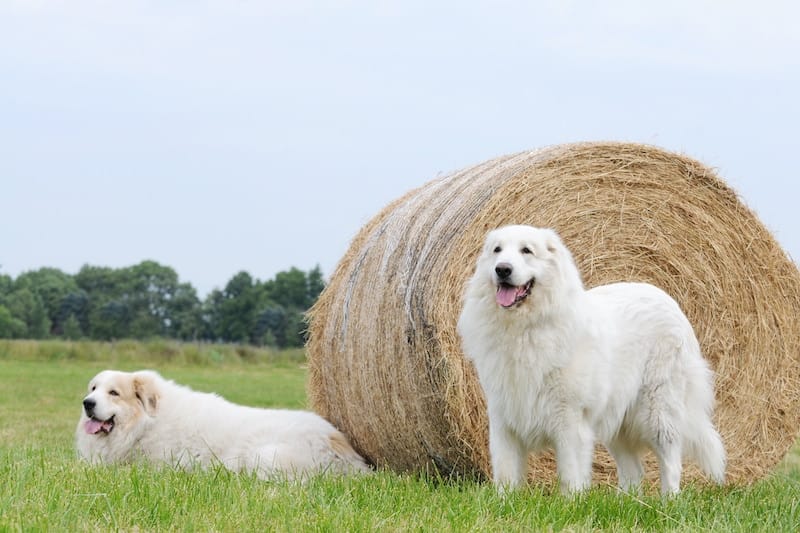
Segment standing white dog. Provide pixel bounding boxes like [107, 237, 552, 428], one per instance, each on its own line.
[457, 225, 725, 495]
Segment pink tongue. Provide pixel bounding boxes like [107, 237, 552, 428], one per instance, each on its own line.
[496, 285, 518, 307]
[85, 419, 104, 435]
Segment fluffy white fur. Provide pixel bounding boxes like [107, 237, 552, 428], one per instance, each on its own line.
[76, 369, 369, 479]
[457, 225, 725, 495]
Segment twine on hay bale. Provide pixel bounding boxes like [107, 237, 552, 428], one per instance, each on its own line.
[307, 142, 800, 486]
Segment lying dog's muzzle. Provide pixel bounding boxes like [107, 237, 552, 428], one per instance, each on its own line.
[82, 397, 115, 435]
[84, 415, 115, 435]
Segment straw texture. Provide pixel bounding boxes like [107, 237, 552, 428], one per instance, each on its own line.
[307, 142, 800, 485]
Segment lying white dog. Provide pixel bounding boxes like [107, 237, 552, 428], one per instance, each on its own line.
[76, 369, 370, 479]
[457, 225, 725, 495]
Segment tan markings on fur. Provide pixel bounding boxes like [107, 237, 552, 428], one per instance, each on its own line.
[133, 376, 159, 414]
[329, 431, 360, 460]
[128, 402, 144, 425]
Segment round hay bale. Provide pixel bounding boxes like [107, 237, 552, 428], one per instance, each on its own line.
[307, 142, 800, 486]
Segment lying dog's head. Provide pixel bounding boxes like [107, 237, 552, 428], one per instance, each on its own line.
[466, 225, 583, 311]
[79, 370, 160, 439]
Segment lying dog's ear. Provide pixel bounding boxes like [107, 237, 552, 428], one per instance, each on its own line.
[133, 371, 160, 416]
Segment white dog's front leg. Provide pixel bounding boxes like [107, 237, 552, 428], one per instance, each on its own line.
[489, 421, 527, 492]
[554, 423, 594, 495]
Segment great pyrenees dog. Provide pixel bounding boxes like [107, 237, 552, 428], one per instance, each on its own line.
[76, 370, 370, 479]
[457, 225, 725, 495]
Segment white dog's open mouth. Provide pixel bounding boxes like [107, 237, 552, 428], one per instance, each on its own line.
[84, 416, 115, 435]
[496, 279, 534, 308]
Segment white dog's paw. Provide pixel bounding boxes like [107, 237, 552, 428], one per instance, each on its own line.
[559, 477, 592, 496]
[494, 480, 520, 498]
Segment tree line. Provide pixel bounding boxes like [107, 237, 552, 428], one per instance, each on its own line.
[0, 261, 325, 348]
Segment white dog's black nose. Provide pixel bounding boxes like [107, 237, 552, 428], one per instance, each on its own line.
[495, 262, 513, 280]
[83, 398, 96, 416]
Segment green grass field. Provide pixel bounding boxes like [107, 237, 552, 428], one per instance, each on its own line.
[1, 340, 798, 531]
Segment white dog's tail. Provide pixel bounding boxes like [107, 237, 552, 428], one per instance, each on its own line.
[683, 362, 726, 483]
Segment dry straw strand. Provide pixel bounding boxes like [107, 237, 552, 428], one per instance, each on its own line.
[307, 142, 800, 486]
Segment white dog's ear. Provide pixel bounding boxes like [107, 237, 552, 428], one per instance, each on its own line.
[542, 228, 562, 254]
[133, 371, 160, 415]
[483, 228, 499, 251]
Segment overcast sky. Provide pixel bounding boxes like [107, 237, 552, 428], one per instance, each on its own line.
[2, 1, 798, 297]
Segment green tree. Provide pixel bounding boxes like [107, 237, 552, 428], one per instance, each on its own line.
[283, 309, 307, 347]
[90, 298, 131, 340]
[0, 273, 13, 296]
[3, 288, 50, 338]
[0, 304, 26, 338]
[307, 265, 326, 304]
[214, 271, 262, 343]
[58, 290, 90, 336]
[14, 268, 78, 335]
[75, 265, 121, 296]
[266, 268, 309, 308]
[75, 265, 122, 339]
[240, 266, 325, 347]
[253, 303, 287, 347]
[166, 283, 202, 340]
[202, 289, 225, 341]
[75, 261, 198, 341]
[124, 261, 181, 338]
[62, 314, 83, 340]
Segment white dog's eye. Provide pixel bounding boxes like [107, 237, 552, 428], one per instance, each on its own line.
[521, 247, 533, 254]
[493, 246, 501, 253]
[109, 390, 119, 397]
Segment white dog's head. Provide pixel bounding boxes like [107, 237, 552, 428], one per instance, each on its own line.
[465, 225, 583, 312]
[78, 370, 160, 440]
